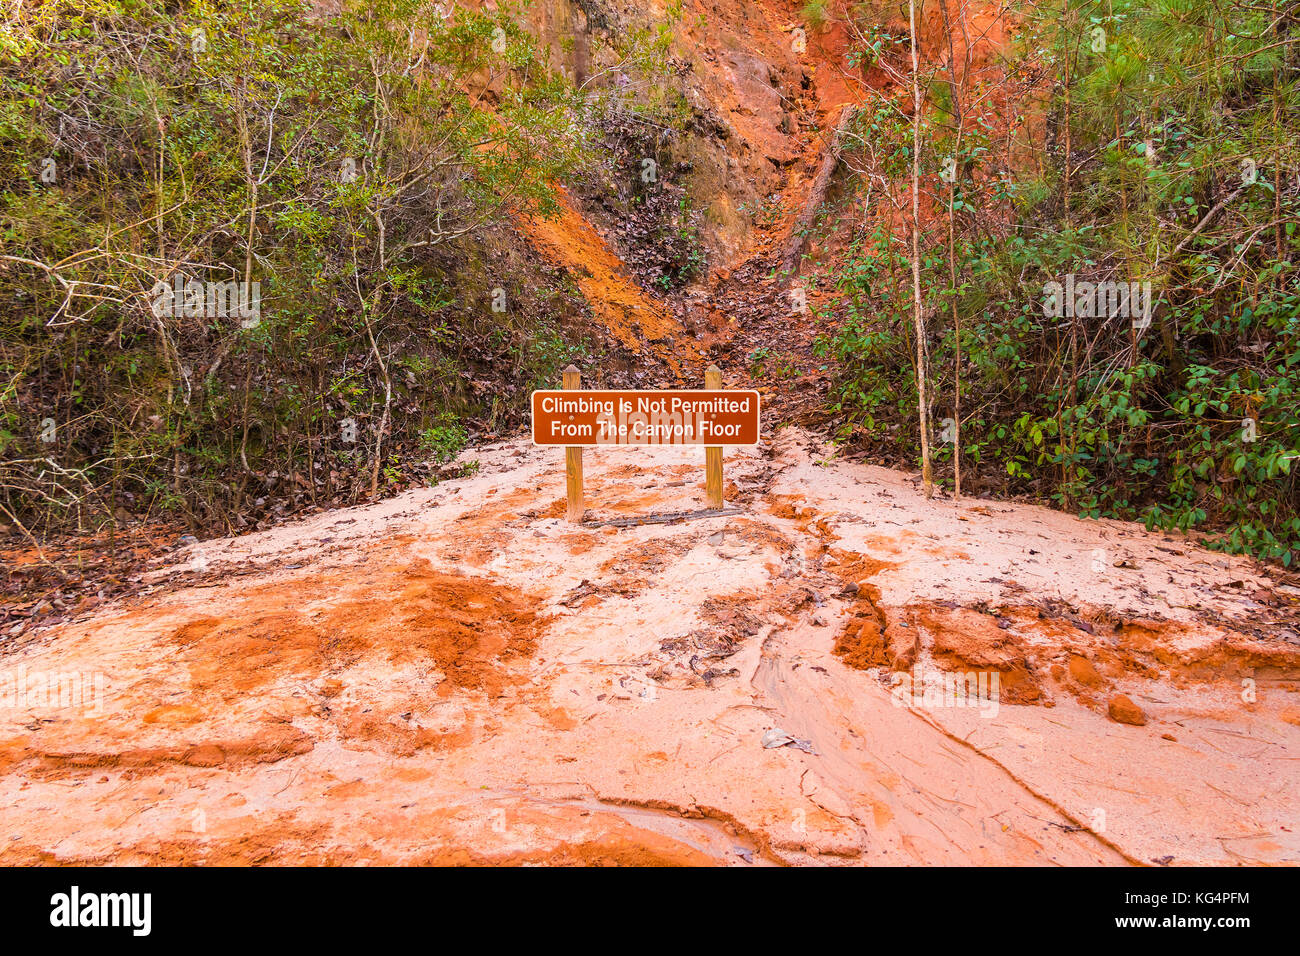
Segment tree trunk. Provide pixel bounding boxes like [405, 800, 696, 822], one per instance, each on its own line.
[908, 0, 933, 498]
[779, 105, 858, 282]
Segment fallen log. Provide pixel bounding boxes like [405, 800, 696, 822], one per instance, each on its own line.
[778, 104, 859, 283]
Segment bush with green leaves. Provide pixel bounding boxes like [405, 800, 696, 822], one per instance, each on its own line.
[0, 0, 666, 533]
[820, 0, 1300, 564]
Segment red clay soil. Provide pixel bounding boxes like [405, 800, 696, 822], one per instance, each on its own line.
[6, 435, 1294, 865]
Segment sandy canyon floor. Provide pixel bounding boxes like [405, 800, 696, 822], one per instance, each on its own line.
[1, 429, 1297, 865]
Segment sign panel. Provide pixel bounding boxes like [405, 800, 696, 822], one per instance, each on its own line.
[531, 389, 761, 446]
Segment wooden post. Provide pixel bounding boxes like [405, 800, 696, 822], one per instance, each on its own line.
[705, 364, 723, 509]
[564, 365, 584, 523]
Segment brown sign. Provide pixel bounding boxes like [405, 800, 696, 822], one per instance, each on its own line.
[532, 389, 761, 446]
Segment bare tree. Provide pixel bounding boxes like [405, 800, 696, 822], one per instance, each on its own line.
[908, 0, 934, 497]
